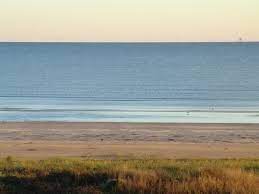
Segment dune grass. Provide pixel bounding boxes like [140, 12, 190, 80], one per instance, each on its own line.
[0, 157, 258, 194]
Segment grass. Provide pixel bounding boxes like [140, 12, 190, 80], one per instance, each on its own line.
[0, 157, 258, 194]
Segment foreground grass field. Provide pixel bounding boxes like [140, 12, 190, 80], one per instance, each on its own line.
[0, 158, 258, 194]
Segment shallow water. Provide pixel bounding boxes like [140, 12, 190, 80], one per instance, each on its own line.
[1, 42, 259, 122]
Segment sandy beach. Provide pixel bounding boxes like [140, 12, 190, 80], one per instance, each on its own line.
[0, 122, 258, 159]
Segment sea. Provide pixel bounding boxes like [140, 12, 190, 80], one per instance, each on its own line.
[0, 42, 259, 123]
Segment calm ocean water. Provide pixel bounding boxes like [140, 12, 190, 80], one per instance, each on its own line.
[1, 42, 259, 123]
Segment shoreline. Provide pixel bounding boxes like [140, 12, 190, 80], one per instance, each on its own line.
[2, 121, 259, 127]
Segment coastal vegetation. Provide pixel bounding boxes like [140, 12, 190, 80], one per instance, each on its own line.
[0, 157, 258, 194]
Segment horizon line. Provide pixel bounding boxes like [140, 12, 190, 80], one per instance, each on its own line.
[0, 40, 259, 44]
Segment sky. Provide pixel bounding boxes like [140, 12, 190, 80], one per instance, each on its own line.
[0, 0, 258, 42]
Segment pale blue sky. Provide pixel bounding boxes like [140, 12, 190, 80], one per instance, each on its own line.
[0, 0, 258, 41]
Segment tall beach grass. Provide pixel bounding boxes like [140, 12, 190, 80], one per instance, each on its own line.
[0, 157, 258, 193]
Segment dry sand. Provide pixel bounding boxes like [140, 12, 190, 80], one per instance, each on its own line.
[0, 122, 258, 159]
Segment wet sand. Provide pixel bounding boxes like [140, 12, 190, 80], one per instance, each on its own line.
[0, 122, 258, 159]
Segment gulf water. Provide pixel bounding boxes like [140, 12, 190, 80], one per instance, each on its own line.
[1, 42, 259, 123]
